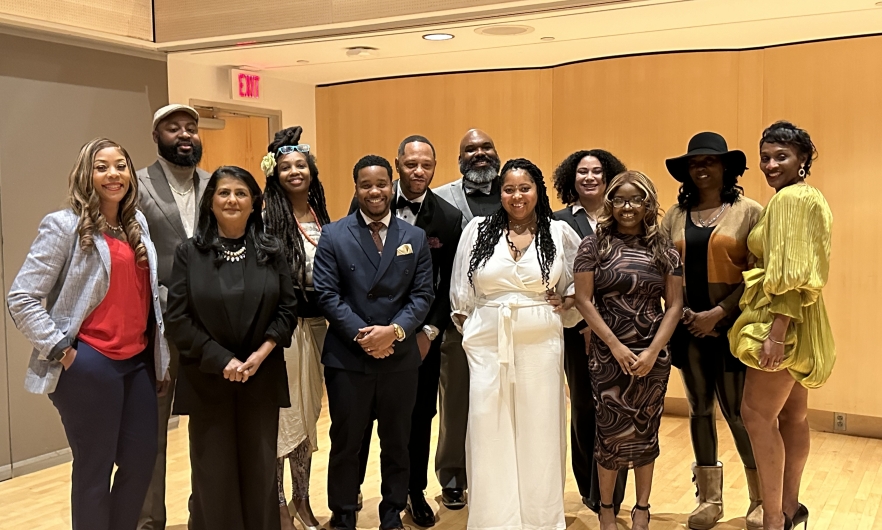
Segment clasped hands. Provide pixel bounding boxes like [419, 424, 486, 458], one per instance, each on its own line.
[355, 325, 397, 359]
[682, 306, 724, 337]
[610, 341, 659, 378]
[223, 339, 276, 383]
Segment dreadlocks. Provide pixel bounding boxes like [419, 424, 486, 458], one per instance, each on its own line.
[262, 126, 331, 294]
[467, 158, 556, 289]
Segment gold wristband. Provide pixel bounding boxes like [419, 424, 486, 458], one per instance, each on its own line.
[768, 336, 785, 346]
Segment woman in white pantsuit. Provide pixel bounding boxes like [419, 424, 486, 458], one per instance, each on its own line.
[450, 158, 581, 530]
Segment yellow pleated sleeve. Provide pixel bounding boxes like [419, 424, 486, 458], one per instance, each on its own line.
[729, 184, 835, 388]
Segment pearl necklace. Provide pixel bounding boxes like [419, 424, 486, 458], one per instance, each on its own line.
[220, 243, 246, 262]
[106, 221, 123, 232]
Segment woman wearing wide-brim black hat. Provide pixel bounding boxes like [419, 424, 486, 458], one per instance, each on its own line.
[660, 132, 765, 530]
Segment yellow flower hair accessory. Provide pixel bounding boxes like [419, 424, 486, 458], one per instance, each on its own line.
[260, 152, 276, 176]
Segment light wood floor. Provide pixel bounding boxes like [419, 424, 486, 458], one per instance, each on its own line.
[2, 398, 881, 530]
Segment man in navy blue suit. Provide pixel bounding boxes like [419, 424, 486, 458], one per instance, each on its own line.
[314, 154, 435, 530]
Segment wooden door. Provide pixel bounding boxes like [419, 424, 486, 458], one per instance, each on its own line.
[199, 115, 270, 187]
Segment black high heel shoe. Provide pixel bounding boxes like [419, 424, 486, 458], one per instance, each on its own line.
[790, 503, 809, 529]
[597, 503, 616, 529]
[631, 504, 650, 529]
[784, 512, 794, 530]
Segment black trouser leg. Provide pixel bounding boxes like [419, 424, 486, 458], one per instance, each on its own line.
[409, 341, 442, 493]
[235, 394, 282, 530]
[563, 327, 627, 509]
[680, 333, 755, 468]
[326, 368, 376, 530]
[376, 369, 419, 529]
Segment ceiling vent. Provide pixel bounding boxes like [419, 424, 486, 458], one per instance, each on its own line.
[475, 25, 534, 36]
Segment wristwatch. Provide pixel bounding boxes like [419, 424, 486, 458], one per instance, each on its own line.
[422, 325, 439, 341]
[392, 323, 406, 342]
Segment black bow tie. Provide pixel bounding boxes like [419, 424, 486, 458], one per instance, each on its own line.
[396, 196, 421, 215]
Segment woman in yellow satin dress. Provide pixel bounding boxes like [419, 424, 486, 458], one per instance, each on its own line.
[729, 121, 833, 530]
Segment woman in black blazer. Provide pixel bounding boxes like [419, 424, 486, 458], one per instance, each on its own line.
[166, 166, 298, 530]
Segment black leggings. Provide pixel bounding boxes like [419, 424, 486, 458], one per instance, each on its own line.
[679, 333, 756, 468]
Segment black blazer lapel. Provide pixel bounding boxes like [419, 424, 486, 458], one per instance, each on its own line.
[415, 189, 436, 232]
[371, 217, 400, 288]
[573, 208, 594, 238]
[144, 161, 188, 240]
[349, 214, 381, 268]
[239, 239, 267, 338]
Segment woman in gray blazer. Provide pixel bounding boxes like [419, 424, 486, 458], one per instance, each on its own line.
[7, 138, 170, 530]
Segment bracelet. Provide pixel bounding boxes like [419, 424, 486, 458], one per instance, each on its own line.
[768, 336, 785, 346]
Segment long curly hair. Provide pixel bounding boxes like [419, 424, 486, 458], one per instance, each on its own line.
[68, 138, 147, 266]
[760, 120, 818, 176]
[262, 126, 330, 291]
[553, 149, 627, 205]
[194, 166, 280, 265]
[468, 158, 556, 289]
[596, 171, 677, 273]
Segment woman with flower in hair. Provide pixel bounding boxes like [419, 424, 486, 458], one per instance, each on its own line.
[7, 138, 170, 530]
[573, 171, 683, 530]
[450, 158, 582, 530]
[262, 126, 331, 530]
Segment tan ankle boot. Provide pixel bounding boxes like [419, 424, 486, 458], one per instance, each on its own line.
[744, 467, 764, 530]
[687, 462, 724, 530]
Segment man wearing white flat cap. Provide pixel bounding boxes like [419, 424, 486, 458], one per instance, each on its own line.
[137, 104, 211, 530]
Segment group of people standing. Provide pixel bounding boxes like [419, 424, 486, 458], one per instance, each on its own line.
[6, 100, 833, 530]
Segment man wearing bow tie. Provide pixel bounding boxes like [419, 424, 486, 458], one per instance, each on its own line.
[432, 130, 502, 510]
[316, 155, 434, 530]
[354, 136, 463, 527]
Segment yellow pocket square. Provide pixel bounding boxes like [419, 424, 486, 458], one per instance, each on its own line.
[396, 244, 413, 256]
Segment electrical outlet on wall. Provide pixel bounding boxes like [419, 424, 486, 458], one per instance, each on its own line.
[834, 412, 847, 432]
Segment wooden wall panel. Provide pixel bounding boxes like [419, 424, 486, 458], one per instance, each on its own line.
[316, 69, 554, 219]
[760, 35, 882, 417]
[315, 36, 880, 419]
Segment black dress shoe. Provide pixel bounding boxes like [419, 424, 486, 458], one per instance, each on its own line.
[330, 511, 356, 530]
[441, 488, 466, 510]
[406, 492, 436, 527]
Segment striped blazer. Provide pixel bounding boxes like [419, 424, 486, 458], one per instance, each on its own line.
[7, 209, 170, 394]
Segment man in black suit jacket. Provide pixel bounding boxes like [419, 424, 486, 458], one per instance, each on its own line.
[551, 149, 628, 515]
[315, 155, 435, 530]
[352, 136, 463, 527]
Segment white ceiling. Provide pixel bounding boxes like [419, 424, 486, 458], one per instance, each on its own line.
[171, 0, 882, 86]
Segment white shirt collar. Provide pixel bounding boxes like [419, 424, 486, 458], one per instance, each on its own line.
[397, 188, 428, 204]
[360, 209, 392, 228]
[572, 204, 585, 215]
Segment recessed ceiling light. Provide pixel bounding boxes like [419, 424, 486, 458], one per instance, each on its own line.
[297, 60, 309, 64]
[475, 25, 534, 36]
[423, 33, 454, 41]
[345, 47, 378, 57]
[541, 37, 555, 41]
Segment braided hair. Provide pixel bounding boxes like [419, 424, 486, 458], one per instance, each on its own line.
[262, 126, 331, 293]
[467, 158, 557, 289]
[760, 120, 818, 176]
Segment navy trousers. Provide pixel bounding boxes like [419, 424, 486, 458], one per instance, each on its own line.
[50, 341, 158, 530]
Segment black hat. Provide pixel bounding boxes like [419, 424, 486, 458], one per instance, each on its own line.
[665, 132, 747, 183]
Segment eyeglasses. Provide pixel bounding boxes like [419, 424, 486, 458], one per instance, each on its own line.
[278, 144, 310, 156]
[610, 196, 649, 209]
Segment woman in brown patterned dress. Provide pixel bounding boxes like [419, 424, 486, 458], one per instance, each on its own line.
[574, 171, 683, 530]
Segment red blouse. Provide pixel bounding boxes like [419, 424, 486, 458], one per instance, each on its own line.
[78, 234, 151, 360]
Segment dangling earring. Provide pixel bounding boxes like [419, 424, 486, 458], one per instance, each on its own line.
[798, 166, 806, 178]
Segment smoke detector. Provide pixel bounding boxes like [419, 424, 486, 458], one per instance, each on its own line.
[346, 47, 378, 57]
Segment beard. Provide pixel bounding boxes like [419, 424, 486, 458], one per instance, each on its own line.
[158, 138, 203, 167]
[460, 155, 500, 184]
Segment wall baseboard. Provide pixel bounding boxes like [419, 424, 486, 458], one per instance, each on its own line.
[2, 416, 181, 481]
[664, 397, 882, 440]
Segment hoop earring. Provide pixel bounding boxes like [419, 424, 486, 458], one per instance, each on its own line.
[798, 167, 806, 178]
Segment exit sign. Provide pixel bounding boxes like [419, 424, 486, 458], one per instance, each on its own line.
[231, 69, 261, 101]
